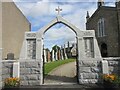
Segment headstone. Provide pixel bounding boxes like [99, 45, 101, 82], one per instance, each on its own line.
[58, 50, 61, 60]
[55, 51, 58, 60]
[43, 49, 47, 62]
[7, 53, 14, 60]
[64, 44, 68, 60]
[52, 50, 55, 61]
[47, 51, 51, 62]
[67, 41, 71, 58]
[55, 46, 58, 60]
[60, 46, 64, 60]
[13, 62, 20, 78]
[71, 44, 77, 57]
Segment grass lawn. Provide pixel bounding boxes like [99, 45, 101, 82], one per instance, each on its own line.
[44, 58, 76, 75]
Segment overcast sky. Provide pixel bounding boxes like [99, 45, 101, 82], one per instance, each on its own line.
[13, 0, 116, 50]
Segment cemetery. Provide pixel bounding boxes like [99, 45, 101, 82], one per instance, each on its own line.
[1, 14, 120, 89]
[1, 1, 120, 89]
[43, 42, 76, 63]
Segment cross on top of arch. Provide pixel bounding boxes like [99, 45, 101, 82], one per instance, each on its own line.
[55, 6, 62, 15]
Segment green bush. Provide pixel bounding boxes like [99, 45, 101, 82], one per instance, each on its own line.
[4, 77, 20, 88]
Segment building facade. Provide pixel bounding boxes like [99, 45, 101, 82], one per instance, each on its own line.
[86, 0, 120, 57]
[0, 2, 30, 59]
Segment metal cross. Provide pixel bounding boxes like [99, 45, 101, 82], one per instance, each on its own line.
[55, 6, 62, 15]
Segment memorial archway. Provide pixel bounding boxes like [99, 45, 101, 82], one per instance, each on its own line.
[42, 23, 77, 84]
[20, 15, 103, 85]
[36, 16, 81, 84]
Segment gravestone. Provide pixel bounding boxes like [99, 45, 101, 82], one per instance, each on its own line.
[43, 49, 47, 62]
[60, 47, 64, 60]
[7, 53, 14, 60]
[64, 44, 68, 60]
[55, 51, 58, 60]
[52, 50, 55, 61]
[58, 50, 61, 60]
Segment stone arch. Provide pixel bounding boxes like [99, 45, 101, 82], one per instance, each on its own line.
[19, 15, 103, 85]
[35, 16, 83, 61]
[37, 16, 81, 38]
[35, 16, 82, 84]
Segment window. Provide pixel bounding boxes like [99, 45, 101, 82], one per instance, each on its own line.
[97, 18, 105, 37]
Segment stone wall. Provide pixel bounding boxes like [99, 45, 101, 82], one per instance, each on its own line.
[103, 57, 120, 74]
[2, 60, 15, 86]
[0, 61, 2, 89]
[78, 57, 120, 84]
[20, 60, 42, 86]
[78, 60, 102, 84]
[0, 49, 2, 89]
[2, 57, 120, 86]
[2, 60, 42, 87]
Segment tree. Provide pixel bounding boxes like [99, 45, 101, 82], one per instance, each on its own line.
[52, 45, 60, 52]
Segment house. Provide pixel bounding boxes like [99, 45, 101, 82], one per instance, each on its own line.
[0, 1, 31, 59]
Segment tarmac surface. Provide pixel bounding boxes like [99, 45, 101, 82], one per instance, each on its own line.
[44, 61, 77, 84]
[9, 84, 120, 90]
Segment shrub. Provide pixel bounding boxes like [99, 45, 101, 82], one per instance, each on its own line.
[103, 74, 117, 83]
[4, 77, 20, 88]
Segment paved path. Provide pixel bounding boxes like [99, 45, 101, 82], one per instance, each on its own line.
[44, 61, 77, 84]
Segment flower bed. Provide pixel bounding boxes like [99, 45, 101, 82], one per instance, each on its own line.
[4, 77, 20, 88]
[103, 74, 120, 88]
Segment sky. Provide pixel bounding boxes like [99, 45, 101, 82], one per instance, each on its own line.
[12, 0, 116, 50]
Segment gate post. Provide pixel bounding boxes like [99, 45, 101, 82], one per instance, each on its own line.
[36, 37, 43, 84]
[77, 31, 103, 84]
[20, 32, 43, 86]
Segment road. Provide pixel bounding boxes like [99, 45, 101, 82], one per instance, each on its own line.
[44, 61, 77, 84]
